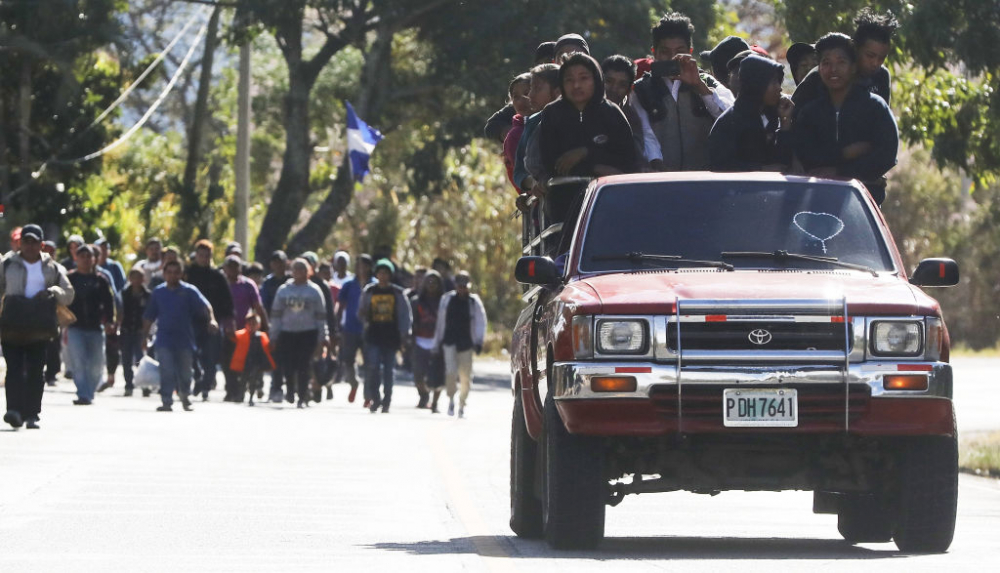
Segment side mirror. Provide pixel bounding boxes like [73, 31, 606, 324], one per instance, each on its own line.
[515, 256, 560, 285]
[910, 258, 959, 287]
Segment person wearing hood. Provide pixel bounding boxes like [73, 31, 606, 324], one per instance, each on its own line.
[794, 33, 899, 206]
[709, 55, 794, 172]
[538, 52, 637, 179]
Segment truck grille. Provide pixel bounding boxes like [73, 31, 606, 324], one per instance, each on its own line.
[667, 322, 853, 352]
[648, 384, 870, 423]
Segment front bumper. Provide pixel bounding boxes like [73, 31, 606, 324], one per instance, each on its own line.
[551, 361, 955, 437]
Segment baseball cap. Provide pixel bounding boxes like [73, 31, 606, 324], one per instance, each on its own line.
[554, 33, 590, 56]
[375, 258, 395, 276]
[21, 224, 44, 242]
[701, 36, 751, 73]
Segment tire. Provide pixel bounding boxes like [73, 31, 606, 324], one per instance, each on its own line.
[893, 436, 958, 553]
[510, 391, 543, 538]
[542, 395, 606, 550]
[837, 493, 893, 543]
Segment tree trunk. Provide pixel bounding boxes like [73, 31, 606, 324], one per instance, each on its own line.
[0, 91, 9, 202]
[254, 68, 314, 260]
[18, 59, 32, 187]
[175, 4, 220, 246]
[286, 24, 394, 254]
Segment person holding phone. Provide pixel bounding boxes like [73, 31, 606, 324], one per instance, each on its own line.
[631, 12, 735, 172]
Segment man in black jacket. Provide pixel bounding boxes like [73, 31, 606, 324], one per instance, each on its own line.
[793, 33, 899, 205]
[65, 245, 116, 406]
[185, 239, 234, 400]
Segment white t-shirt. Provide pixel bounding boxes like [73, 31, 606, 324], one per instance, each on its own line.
[24, 260, 46, 298]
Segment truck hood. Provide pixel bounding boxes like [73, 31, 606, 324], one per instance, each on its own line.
[573, 270, 942, 317]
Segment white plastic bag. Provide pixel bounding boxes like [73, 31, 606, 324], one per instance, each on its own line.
[134, 355, 160, 389]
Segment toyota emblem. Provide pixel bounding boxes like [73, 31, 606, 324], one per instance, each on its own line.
[748, 329, 773, 345]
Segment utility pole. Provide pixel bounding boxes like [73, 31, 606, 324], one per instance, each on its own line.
[234, 40, 250, 252]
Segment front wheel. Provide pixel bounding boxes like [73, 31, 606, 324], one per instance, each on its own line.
[893, 436, 958, 553]
[510, 391, 543, 538]
[542, 395, 606, 550]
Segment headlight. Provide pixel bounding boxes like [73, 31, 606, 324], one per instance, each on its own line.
[572, 315, 593, 359]
[596, 319, 648, 354]
[871, 321, 923, 357]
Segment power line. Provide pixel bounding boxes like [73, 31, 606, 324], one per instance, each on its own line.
[82, 7, 206, 136]
[5, 5, 210, 200]
[64, 17, 210, 164]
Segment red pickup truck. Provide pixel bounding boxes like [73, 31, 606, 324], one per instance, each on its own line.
[509, 172, 959, 552]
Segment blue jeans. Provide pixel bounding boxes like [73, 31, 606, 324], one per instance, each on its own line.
[364, 344, 396, 408]
[119, 330, 145, 389]
[67, 328, 105, 401]
[157, 346, 193, 407]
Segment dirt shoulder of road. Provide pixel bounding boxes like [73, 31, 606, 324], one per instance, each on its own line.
[960, 431, 1000, 479]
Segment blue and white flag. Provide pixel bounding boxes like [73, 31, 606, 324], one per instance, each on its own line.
[345, 101, 383, 182]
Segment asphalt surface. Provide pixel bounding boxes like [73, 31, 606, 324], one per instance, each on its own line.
[1, 357, 997, 572]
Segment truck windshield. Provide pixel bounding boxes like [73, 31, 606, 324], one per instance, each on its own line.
[579, 181, 895, 274]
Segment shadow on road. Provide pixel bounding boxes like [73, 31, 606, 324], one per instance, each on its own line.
[367, 535, 908, 560]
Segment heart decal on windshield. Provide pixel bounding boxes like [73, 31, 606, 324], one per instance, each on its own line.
[793, 212, 845, 254]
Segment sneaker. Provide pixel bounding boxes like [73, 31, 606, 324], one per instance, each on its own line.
[363, 399, 372, 409]
[297, 401, 305, 409]
[123, 388, 134, 397]
[45, 378, 57, 387]
[285, 392, 295, 404]
[156, 405, 172, 412]
[4, 410, 23, 429]
[326, 386, 333, 401]
[417, 395, 428, 409]
[458, 407, 465, 419]
[448, 399, 455, 417]
[180, 395, 193, 412]
[369, 401, 380, 413]
[142, 388, 152, 397]
[25, 417, 40, 430]
[98, 380, 114, 393]
[201, 394, 209, 402]
[348, 383, 358, 403]
[431, 404, 439, 414]
[381, 405, 390, 414]
[257, 389, 264, 399]
[72, 399, 93, 406]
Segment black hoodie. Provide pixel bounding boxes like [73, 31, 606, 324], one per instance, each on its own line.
[538, 54, 637, 177]
[709, 55, 792, 172]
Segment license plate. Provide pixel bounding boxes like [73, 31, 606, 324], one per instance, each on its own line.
[723, 389, 798, 427]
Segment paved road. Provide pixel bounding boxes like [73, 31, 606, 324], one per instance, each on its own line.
[1, 357, 997, 572]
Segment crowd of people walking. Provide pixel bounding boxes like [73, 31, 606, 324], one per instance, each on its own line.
[2, 225, 488, 429]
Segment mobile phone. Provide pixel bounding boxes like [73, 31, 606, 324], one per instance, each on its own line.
[650, 60, 681, 78]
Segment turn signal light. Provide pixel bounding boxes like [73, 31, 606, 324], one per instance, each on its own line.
[590, 376, 637, 393]
[884, 374, 928, 391]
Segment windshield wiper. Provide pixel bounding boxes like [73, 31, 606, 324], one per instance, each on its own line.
[592, 251, 734, 271]
[720, 250, 878, 277]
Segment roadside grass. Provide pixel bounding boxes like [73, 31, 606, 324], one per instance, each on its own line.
[960, 431, 1000, 478]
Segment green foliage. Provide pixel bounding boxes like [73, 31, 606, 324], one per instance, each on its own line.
[775, 0, 1000, 184]
[883, 144, 1000, 349]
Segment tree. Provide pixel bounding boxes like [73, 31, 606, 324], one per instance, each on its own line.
[775, 0, 1000, 186]
[0, 0, 127, 235]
